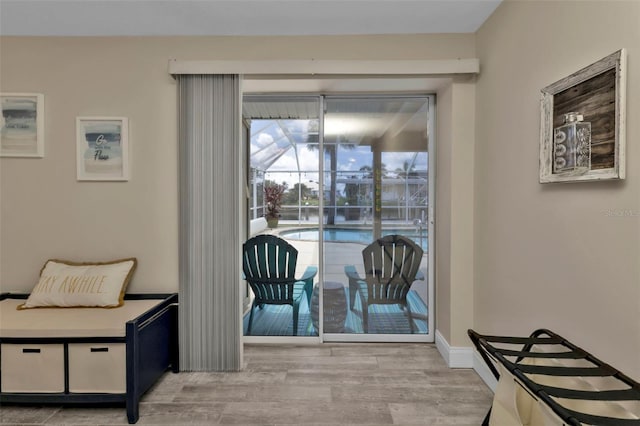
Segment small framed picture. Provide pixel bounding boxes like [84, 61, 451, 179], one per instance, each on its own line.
[0, 93, 45, 157]
[540, 49, 626, 183]
[76, 117, 129, 181]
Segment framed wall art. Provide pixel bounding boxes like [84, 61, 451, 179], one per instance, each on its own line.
[76, 117, 129, 181]
[539, 49, 626, 183]
[0, 93, 45, 157]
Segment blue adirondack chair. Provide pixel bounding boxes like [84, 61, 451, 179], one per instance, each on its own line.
[344, 234, 424, 333]
[242, 234, 317, 336]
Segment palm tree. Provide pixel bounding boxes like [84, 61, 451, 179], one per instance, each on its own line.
[395, 160, 416, 176]
[306, 137, 355, 225]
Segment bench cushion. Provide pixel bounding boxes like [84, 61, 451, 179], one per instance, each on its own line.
[1, 298, 161, 338]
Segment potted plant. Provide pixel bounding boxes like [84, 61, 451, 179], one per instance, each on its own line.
[264, 183, 285, 228]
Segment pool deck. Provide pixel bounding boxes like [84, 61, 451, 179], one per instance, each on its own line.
[246, 222, 429, 335]
[261, 221, 429, 306]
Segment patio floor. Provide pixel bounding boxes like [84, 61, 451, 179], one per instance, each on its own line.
[243, 288, 428, 336]
[244, 229, 429, 336]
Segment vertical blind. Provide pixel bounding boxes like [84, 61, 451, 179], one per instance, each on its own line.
[177, 74, 242, 371]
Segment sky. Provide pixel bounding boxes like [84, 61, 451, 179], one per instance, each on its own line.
[250, 119, 428, 191]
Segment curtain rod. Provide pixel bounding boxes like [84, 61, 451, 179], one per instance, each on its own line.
[168, 59, 479, 77]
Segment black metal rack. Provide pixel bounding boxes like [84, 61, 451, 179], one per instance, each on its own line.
[468, 328, 640, 426]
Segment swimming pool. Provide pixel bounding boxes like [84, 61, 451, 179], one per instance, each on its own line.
[280, 227, 428, 251]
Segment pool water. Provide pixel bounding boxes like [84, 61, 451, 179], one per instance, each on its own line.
[281, 227, 428, 251]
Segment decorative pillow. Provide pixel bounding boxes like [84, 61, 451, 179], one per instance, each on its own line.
[18, 258, 137, 310]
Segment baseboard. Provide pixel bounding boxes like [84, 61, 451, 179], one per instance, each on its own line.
[473, 350, 498, 392]
[435, 330, 498, 391]
[434, 329, 473, 368]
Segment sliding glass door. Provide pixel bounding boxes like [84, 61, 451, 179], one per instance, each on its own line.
[243, 96, 322, 339]
[243, 94, 434, 343]
[322, 96, 432, 341]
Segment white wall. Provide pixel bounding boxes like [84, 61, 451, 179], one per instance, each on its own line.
[0, 38, 180, 293]
[436, 76, 476, 347]
[475, 0, 640, 378]
[0, 34, 475, 308]
[3, 6, 637, 379]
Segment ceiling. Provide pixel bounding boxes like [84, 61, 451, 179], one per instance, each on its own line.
[0, 0, 501, 36]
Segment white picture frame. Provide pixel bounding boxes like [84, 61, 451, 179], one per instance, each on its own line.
[540, 49, 626, 183]
[76, 117, 129, 181]
[0, 93, 45, 157]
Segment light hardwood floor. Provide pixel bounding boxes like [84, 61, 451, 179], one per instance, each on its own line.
[0, 343, 493, 425]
